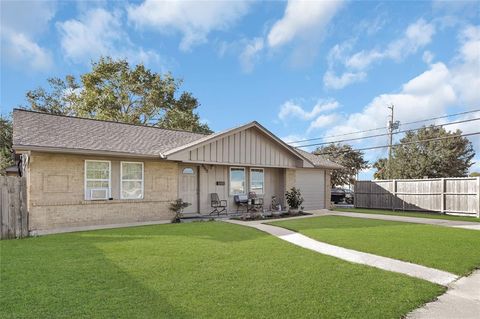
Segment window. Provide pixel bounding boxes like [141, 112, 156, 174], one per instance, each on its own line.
[85, 160, 111, 200]
[182, 167, 195, 174]
[121, 162, 144, 199]
[250, 168, 264, 194]
[229, 167, 245, 195]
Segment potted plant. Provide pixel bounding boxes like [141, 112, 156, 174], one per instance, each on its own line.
[285, 187, 304, 215]
[170, 199, 191, 223]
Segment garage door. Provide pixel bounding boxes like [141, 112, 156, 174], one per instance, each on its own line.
[295, 169, 325, 210]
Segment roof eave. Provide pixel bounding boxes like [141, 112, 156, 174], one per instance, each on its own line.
[13, 144, 165, 159]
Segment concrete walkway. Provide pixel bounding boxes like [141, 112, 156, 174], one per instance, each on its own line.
[225, 219, 458, 286]
[226, 212, 479, 318]
[322, 210, 480, 231]
[407, 270, 480, 319]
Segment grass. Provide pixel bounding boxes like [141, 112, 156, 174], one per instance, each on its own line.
[271, 216, 480, 276]
[0, 222, 444, 319]
[334, 207, 480, 223]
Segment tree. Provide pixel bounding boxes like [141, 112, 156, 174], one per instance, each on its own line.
[0, 115, 14, 174]
[372, 158, 388, 180]
[314, 144, 369, 187]
[24, 57, 212, 133]
[373, 126, 475, 179]
[470, 172, 480, 177]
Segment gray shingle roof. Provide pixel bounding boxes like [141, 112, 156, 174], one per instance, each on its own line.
[13, 109, 207, 157]
[294, 148, 344, 169]
[12, 109, 343, 170]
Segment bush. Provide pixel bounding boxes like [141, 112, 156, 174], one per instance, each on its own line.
[169, 199, 191, 223]
[285, 187, 304, 210]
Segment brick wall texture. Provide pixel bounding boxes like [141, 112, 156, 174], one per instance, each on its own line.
[27, 152, 178, 231]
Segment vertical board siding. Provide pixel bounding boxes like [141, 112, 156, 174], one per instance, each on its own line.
[228, 135, 234, 163]
[0, 176, 28, 239]
[355, 177, 480, 217]
[172, 128, 302, 168]
[176, 127, 300, 168]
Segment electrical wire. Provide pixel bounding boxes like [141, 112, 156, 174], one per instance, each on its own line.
[293, 117, 480, 148]
[288, 109, 480, 144]
[306, 131, 480, 155]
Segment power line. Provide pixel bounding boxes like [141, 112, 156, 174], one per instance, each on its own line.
[308, 131, 480, 155]
[293, 117, 480, 148]
[288, 109, 480, 144]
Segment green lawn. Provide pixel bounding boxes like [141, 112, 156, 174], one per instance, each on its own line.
[334, 207, 480, 223]
[0, 222, 443, 319]
[271, 216, 480, 276]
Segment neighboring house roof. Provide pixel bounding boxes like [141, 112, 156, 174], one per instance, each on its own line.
[3, 165, 19, 176]
[13, 109, 207, 157]
[294, 148, 344, 170]
[5, 165, 18, 172]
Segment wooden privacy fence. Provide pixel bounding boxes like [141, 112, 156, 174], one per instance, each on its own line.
[355, 177, 480, 217]
[0, 176, 28, 239]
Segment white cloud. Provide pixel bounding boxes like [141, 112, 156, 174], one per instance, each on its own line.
[384, 19, 436, 61]
[319, 25, 479, 163]
[278, 100, 339, 121]
[281, 133, 308, 144]
[240, 0, 344, 72]
[267, 0, 344, 48]
[422, 51, 434, 64]
[0, 0, 55, 71]
[57, 8, 160, 65]
[323, 70, 366, 90]
[325, 19, 436, 89]
[0, 0, 56, 36]
[2, 33, 53, 71]
[345, 50, 384, 70]
[127, 0, 251, 51]
[239, 38, 264, 73]
[308, 114, 341, 132]
[450, 25, 480, 108]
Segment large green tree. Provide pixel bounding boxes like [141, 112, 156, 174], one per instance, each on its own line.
[314, 144, 369, 187]
[373, 126, 475, 179]
[25, 57, 212, 133]
[0, 115, 14, 174]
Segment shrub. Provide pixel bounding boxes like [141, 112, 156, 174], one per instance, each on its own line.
[285, 187, 304, 210]
[170, 199, 191, 223]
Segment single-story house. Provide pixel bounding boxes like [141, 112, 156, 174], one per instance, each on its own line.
[12, 109, 342, 232]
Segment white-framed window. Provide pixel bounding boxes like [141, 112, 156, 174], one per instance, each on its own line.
[85, 160, 111, 200]
[121, 161, 144, 199]
[229, 167, 245, 195]
[182, 167, 195, 174]
[250, 168, 264, 195]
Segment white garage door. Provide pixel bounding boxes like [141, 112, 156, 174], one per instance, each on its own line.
[295, 169, 325, 210]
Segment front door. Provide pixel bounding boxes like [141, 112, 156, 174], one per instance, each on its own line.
[178, 165, 199, 215]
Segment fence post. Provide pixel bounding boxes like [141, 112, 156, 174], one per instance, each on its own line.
[441, 178, 445, 214]
[20, 177, 28, 237]
[477, 177, 480, 218]
[391, 179, 396, 211]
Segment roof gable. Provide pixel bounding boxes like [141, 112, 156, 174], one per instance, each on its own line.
[165, 122, 314, 168]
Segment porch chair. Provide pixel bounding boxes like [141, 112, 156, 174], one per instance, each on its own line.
[210, 193, 227, 216]
[248, 192, 264, 212]
[234, 194, 249, 214]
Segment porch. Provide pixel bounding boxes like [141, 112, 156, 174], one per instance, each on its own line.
[178, 164, 290, 217]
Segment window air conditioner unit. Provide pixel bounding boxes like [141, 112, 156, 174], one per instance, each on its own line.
[90, 188, 109, 200]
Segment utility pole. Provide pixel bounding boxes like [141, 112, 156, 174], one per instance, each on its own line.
[387, 104, 400, 179]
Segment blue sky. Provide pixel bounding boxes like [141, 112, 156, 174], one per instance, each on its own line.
[1, 0, 479, 178]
